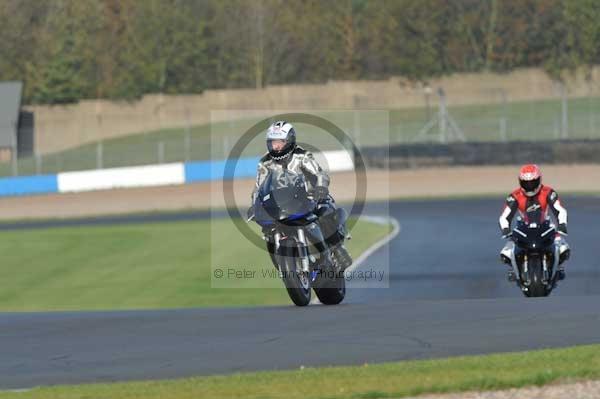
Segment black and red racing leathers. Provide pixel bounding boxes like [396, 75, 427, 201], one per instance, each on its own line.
[498, 185, 568, 236]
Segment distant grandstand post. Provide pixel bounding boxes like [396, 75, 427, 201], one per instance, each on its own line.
[96, 142, 104, 169]
[588, 80, 596, 138]
[184, 131, 191, 162]
[560, 82, 569, 139]
[0, 81, 24, 168]
[184, 106, 192, 162]
[353, 112, 361, 147]
[223, 135, 231, 158]
[35, 154, 42, 175]
[11, 132, 18, 176]
[499, 88, 508, 142]
[158, 141, 165, 164]
[423, 85, 433, 121]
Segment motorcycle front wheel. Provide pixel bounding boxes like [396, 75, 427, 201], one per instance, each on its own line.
[277, 241, 311, 306]
[523, 257, 549, 298]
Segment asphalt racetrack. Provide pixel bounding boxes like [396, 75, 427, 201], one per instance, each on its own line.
[2, 197, 600, 389]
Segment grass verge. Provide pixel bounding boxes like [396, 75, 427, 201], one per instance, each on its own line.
[0, 216, 391, 311]
[3, 344, 600, 398]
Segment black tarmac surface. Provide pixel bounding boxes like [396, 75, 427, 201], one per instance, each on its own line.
[2, 197, 600, 389]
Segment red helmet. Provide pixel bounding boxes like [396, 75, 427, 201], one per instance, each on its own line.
[519, 164, 542, 196]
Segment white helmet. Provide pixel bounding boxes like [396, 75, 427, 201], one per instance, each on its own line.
[266, 121, 296, 159]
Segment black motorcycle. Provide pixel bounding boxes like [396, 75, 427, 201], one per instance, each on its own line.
[249, 169, 346, 306]
[501, 217, 567, 297]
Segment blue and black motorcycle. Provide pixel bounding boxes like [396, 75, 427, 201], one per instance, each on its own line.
[249, 169, 346, 306]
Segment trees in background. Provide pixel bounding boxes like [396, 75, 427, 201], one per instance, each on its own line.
[0, 0, 598, 104]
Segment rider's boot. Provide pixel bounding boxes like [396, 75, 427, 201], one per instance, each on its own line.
[318, 205, 353, 271]
[500, 241, 516, 282]
[556, 237, 570, 280]
[332, 243, 353, 271]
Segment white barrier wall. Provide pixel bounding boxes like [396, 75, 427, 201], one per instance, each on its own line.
[317, 150, 355, 173]
[41, 151, 354, 195]
[58, 163, 185, 193]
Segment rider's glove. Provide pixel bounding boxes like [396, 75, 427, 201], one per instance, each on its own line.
[313, 185, 329, 202]
[501, 228, 512, 239]
[558, 223, 568, 235]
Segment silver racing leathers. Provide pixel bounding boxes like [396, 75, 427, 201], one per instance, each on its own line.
[252, 147, 329, 200]
[251, 146, 352, 271]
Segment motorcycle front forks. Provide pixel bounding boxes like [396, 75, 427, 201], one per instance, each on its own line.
[542, 255, 549, 284]
[519, 253, 553, 287]
[522, 254, 529, 286]
[274, 229, 311, 274]
[519, 254, 547, 287]
[274, 223, 330, 276]
[296, 229, 310, 273]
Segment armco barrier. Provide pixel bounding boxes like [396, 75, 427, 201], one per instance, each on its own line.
[0, 151, 354, 197]
[359, 140, 600, 169]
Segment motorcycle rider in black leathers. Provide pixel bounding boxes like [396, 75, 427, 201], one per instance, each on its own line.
[248, 120, 353, 272]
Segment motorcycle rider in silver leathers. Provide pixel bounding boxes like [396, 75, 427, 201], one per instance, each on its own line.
[249, 120, 353, 271]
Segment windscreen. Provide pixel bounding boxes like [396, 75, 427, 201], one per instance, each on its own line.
[255, 169, 312, 223]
